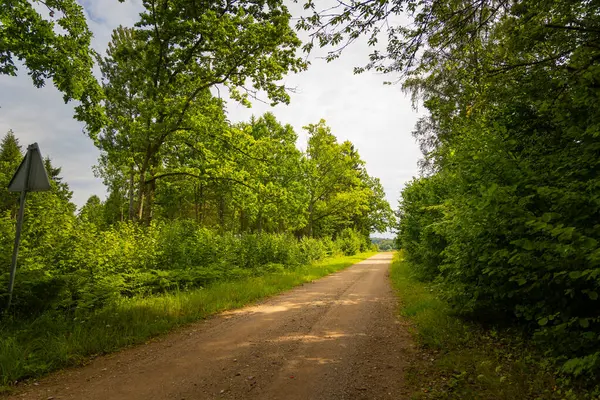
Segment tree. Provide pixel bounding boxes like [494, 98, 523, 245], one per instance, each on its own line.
[354, 176, 394, 237]
[396, 175, 448, 281]
[79, 195, 106, 229]
[0, 130, 22, 216]
[0, 131, 77, 304]
[103, 184, 128, 225]
[0, 132, 76, 220]
[44, 156, 73, 205]
[0, 0, 105, 129]
[233, 113, 306, 233]
[302, 120, 383, 238]
[0, 130, 21, 164]
[97, 0, 306, 223]
[371, 237, 395, 251]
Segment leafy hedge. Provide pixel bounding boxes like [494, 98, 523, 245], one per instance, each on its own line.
[398, 146, 600, 381]
[394, 1, 600, 379]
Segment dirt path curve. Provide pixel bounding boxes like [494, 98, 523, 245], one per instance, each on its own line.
[9, 253, 415, 400]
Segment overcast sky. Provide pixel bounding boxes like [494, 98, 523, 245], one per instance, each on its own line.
[0, 1, 422, 235]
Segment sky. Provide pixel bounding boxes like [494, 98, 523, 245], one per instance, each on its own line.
[0, 1, 422, 236]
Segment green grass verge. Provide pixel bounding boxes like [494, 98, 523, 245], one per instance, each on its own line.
[0, 252, 375, 392]
[390, 251, 587, 400]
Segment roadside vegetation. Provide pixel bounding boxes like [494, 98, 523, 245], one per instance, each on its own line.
[391, 252, 589, 399]
[3, 0, 600, 397]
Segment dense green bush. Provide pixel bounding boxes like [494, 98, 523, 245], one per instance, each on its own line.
[299, 236, 328, 262]
[0, 219, 366, 319]
[335, 228, 367, 256]
[389, 0, 600, 381]
[397, 79, 600, 379]
[396, 175, 447, 281]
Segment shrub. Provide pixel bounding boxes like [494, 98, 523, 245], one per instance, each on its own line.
[0, 220, 368, 319]
[335, 228, 363, 256]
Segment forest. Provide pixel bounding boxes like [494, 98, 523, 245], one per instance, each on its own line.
[0, 0, 395, 312]
[371, 237, 396, 251]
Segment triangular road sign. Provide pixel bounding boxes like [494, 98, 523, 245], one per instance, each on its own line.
[8, 143, 52, 192]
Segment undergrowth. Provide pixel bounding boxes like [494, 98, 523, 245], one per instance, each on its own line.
[390, 251, 594, 400]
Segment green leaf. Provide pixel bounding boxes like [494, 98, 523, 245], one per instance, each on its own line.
[520, 240, 534, 251]
[588, 291, 598, 301]
[541, 213, 552, 222]
[569, 271, 581, 279]
[538, 317, 548, 326]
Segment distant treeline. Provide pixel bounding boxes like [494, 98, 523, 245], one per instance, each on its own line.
[370, 237, 396, 251]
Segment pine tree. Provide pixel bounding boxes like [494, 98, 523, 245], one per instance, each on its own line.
[0, 130, 23, 215]
[0, 130, 22, 164]
[43, 157, 74, 205]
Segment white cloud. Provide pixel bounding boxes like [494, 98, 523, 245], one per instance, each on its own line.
[0, 0, 422, 235]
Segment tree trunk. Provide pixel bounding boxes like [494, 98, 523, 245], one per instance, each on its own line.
[128, 168, 135, 221]
[136, 189, 145, 222]
[136, 162, 147, 222]
[142, 178, 155, 224]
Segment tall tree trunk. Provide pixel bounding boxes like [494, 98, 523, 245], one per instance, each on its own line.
[128, 168, 135, 221]
[136, 188, 145, 222]
[136, 162, 147, 222]
[142, 178, 155, 224]
[136, 149, 154, 223]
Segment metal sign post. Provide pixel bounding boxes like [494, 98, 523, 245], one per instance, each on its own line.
[4, 143, 51, 312]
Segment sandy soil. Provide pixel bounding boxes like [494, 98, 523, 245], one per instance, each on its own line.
[7, 253, 415, 400]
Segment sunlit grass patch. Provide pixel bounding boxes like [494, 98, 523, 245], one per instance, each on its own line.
[389, 251, 585, 400]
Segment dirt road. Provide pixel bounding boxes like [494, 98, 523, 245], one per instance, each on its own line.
[9, 253, 414, 400]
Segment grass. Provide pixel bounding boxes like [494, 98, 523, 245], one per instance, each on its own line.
[0, 252, 375, 392]
[390, 251, 587, 400]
